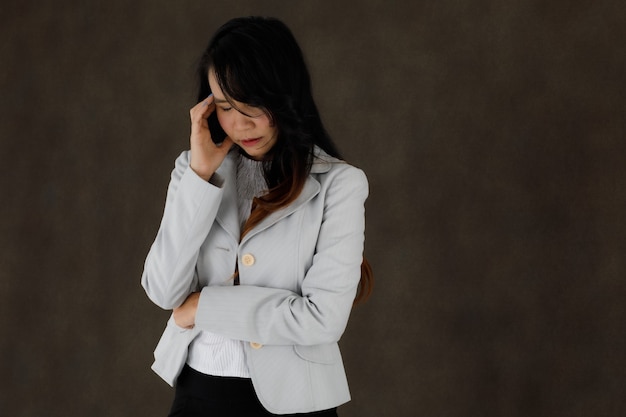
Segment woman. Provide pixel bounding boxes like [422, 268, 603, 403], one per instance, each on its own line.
[141, 16, 372, 416]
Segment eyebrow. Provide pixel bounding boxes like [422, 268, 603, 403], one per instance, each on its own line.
[213, 96, 229, 104]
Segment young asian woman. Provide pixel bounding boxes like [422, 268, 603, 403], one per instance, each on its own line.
[141, 16, 373, 417]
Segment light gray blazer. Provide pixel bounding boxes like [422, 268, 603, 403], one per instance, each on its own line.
[141, 147, 368, 414]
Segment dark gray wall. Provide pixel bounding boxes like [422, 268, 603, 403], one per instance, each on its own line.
[1, 1, 625, 416]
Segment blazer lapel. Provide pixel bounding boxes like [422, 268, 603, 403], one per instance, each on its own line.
[241, 177, 321, 244]
[239, 150, 335, 244]
[224, 147, 336, 244]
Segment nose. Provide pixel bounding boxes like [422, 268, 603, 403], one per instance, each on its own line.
[232, 110, 254, 130]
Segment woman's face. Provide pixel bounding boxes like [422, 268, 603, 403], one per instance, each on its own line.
[208, 69, 278, 160]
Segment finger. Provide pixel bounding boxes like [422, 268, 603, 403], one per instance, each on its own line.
[190, 95, 215, 121]
[202, 94, 214, 106]
[200, 94, 214, 110]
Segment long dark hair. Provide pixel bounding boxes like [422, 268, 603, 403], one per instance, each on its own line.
[196, 16, 372, 303]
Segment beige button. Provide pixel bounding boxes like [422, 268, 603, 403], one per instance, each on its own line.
[250, 342, 263, 349]
[241, 253, 255, 267]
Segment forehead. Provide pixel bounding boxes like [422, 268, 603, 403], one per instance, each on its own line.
[208, 69, 257, 111]
[207, 69, 226, 99]
[207, 68, 265, 116]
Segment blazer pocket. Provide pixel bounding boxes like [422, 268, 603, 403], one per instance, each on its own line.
[293, 343, 341, 365]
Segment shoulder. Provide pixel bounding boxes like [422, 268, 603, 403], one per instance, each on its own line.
[311, 147, 369, 195]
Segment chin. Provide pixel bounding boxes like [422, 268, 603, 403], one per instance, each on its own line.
[238, 147, 265, 160]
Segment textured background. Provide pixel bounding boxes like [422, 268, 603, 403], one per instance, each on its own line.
[1, 1, 625, 416]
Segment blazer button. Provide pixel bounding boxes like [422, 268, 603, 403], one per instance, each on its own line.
[250, 342, 263, 349]
[242, 253, 255, 267]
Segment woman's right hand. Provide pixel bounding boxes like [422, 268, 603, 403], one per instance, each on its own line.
[189, 95, 234, 181]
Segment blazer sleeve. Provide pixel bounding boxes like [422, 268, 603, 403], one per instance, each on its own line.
[141, 151, 225, 310]
[194, 165, 369, 346]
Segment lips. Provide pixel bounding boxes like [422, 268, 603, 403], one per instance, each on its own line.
[240, 138, 262, 147]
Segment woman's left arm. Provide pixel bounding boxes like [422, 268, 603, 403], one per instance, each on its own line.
[186, 165, 369, 346]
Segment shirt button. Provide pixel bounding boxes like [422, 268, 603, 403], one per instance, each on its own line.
[250, 342, 263, 349]
[242, 253, 255, 267]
